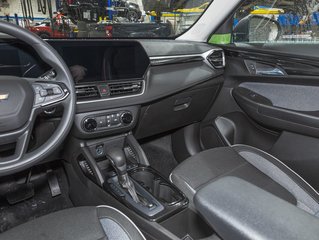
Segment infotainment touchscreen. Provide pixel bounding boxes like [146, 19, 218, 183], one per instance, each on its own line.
[61, 46, 104, 84]
[58, 43, 149, 84]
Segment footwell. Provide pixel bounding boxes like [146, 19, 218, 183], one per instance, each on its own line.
[0, 164, 73, 233]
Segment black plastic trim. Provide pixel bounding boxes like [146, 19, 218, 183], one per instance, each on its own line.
[233, 87, 319, 138]
[224, 47, 319, 76]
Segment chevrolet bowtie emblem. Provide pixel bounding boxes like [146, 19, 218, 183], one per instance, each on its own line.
[0, 93, 9, 101]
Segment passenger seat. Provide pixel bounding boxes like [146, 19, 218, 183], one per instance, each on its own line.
[170, 144, 319, 216]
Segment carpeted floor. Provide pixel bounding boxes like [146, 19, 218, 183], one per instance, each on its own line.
[0, 164, 73, 233]
[141, 134, 178, 179]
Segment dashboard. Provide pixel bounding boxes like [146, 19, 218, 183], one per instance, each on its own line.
[0, 39, 225, 139]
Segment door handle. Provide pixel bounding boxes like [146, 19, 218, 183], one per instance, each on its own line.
[256, 66, 286, 76]
[245, 60, 286, 76]
[174, 97, 192, 111]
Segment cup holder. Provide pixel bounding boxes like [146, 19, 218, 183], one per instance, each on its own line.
[156, 183, 182, 204]
[131, 171, 157, 192]
[130, 168, 184, 205]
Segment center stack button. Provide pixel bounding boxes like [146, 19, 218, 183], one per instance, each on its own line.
[110, 113, 121, 126]
[96, 116, 106, 128]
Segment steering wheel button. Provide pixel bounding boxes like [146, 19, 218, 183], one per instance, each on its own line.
[32, 85, 42, 93]
[53, 87, 62, 95]
[40, 90, 48, 97]
[43, 83, 56, 89]
[47, 89, 54, 95]
[46, 95, 60, 101]
[35, 94, 45, 104]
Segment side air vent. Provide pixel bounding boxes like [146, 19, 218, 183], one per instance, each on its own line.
[109, 81, 143, 97]
[76, 85, 100, 100]
[207, 50, 225, 69]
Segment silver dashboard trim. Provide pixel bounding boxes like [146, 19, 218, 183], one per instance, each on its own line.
[203, 49, 225, 69]
[149, 49, 225, 69]
[149, 55, 204, 66]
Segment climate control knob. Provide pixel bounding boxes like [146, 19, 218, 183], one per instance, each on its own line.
[84, 118, 97, 131]
[121, 112, 133, 125]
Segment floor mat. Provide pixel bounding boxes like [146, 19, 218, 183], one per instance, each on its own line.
[141, 135, 178, 179]
[0, 165, 73, 233]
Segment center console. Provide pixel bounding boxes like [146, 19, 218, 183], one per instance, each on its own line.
[106, 166, 187, 221]
[65, 130, 216, 239]
[75, 133, 188, 222]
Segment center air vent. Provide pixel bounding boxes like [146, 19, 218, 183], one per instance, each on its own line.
[109, 81, 143, 97]
[207, 50, 225, 69]
[76, 81, 144, 102]
[76, 85, 100, 100]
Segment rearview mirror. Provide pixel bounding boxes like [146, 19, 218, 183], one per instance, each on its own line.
[233, 15, 281, 43]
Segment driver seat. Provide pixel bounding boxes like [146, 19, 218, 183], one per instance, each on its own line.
[0, 205, 145, 240]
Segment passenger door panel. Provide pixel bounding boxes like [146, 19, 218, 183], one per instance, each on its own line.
[203, 45, 319, 190]
[233, 83, 319, 138]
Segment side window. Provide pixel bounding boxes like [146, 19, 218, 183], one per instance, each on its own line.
[233, 0, 319, 43]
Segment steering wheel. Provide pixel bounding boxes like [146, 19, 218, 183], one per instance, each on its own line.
[0, 21, 76, 176]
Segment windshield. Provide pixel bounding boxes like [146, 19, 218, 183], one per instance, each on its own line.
[0, 0, 212, 39]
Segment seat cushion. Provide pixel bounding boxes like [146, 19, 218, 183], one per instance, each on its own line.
[0, 206, 145, 240]
[170, 145, 319, 214]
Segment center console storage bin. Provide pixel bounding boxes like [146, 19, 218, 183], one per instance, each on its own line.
[160, 208, 215, 239]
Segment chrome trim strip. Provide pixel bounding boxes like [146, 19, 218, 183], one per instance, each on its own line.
[204, 49, 225, 69]
[149, 49, 225, 69]
[76, 80, 146, 105]
[149, 54, 204, 60]
[150, 56, 204, 66]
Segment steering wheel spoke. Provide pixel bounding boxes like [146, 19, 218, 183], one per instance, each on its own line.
[0, 118, 34, 164]
[31, 81, 70, 108]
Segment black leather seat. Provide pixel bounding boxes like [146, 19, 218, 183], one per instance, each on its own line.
[0, 205, 145, 240]
[170, 144, 319, 216]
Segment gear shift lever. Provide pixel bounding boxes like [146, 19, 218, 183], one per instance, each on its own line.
[106, 147, 140, 203]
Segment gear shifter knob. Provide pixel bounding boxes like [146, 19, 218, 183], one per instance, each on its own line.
[105, 147, 127, 176]
[106, 147, 140, 203]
